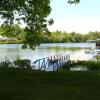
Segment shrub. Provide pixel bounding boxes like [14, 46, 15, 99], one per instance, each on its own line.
[14, 59, 31, 69]
[0, 58, 11, 67]
[61, 61, 100, 71]
[85, 61, 100, 71]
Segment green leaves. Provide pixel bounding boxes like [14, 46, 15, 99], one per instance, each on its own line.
[1, 24, 23, 40]
[0, 0, 52, 49]
[68, 0, 80, 4]
[0, 0, 80, 49]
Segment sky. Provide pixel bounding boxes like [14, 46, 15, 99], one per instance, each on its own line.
[0, 0, 100, 34]
[48, 0, 100, 33]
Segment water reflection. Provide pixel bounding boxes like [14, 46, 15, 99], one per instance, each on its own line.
[0, 43, 95, 62]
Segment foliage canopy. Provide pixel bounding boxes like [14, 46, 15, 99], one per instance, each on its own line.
[0, 0, 79, 49]
[68, 0, 80, 4]
[0, 0, 52, 49]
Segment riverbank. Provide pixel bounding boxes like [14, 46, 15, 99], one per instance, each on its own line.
[59, 61, 100, 71]
[0, 68, 100, 100]
[0, 40, 22, 44]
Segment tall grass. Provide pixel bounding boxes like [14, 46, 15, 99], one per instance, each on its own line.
[60, 61, 100, 71]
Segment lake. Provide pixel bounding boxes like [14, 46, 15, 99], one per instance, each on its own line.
[0, 43, 95, 62]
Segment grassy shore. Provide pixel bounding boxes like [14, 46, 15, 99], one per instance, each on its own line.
[0, 40, 22, 44]
[0, 68, 100, 100]
[47, 46, 90, 51]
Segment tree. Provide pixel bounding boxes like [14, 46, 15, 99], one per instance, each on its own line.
[0, 0, 53, 49]
[1, 24, 22, 38]
[68, 0, 80, 4]
[0, 0, 79, 49]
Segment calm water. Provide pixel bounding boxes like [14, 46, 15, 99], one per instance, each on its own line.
[0, 43, 95, 62]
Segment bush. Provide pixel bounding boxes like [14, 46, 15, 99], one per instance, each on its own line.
[85, 61, 100, 71]
[14, 59, 31, 69]
[0, 58, 32, 69]
[0, 58, 11, 67]
[61, 61, 100, 71]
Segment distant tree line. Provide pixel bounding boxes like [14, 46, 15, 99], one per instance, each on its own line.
[41, 31, 100, 43]
[0, 25, 100, 43]
[0, 25, 24, 42]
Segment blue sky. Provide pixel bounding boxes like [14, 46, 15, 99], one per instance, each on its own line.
[48, 0, 100, 33]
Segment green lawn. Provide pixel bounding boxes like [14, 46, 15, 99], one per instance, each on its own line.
[0, 68, 100, 100]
